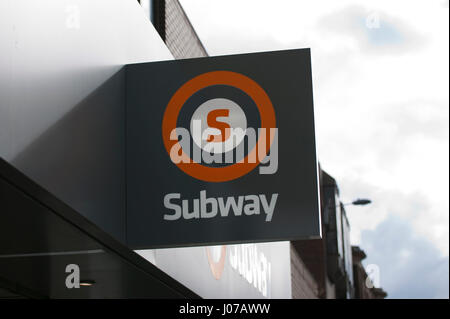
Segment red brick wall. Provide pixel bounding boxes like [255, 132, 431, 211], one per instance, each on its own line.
[290, 243, 319, 299]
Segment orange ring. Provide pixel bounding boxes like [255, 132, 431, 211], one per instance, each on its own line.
[162, 71, 276, 182]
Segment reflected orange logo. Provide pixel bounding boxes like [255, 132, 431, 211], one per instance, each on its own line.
[205, 246, 227, 280]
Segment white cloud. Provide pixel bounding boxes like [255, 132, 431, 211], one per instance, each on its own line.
[361, 214, 449, 298]
[318, 5, 428, 55]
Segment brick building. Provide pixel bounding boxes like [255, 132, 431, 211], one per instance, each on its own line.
[352, 246, 388, 299]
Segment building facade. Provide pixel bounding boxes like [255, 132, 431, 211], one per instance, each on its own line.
[352, 246, 387, 299]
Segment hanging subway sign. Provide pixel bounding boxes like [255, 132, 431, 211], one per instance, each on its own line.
[126, 49, 321, 248]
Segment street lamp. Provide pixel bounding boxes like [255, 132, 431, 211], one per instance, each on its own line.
[343, 198, 372, 206]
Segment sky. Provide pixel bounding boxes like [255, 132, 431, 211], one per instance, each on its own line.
[180, 0, 449, 298]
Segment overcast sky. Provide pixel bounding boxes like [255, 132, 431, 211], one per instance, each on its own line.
[181, 0, 449, 298]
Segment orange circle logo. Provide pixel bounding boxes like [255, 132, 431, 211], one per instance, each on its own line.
[162, 71, 276, 182]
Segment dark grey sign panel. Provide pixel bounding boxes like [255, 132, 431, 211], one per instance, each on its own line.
[126, 49, 321, 248]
